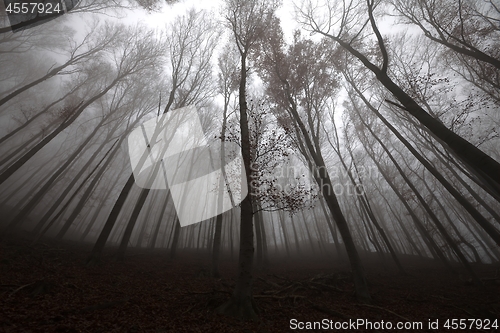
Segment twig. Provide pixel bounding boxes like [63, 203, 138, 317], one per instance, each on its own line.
[271, 283, 294, 295]
[258, 277, 281, 288]
[450, 304, 475, 318]
[8, 282, 35, 297]
[310, 303, 352, 320]
[254, 294, 305, 299]
[272, 274, 291, 282]
[357, 303, 412, 322]
[181, 303, 198, 315]
[78, 298, 129, 313]
[309, 281, 343, 292]
[431, 295, 452, 301]
[182, 290, 231, 296]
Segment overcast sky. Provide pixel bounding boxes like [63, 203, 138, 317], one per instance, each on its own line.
[135, 0, 299, 42]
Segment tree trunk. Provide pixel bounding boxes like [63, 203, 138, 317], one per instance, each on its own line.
[149, 191, 170, 249]
[34, 140, 118, 239]
[258, 208, 269, 268]
[348, 85, 500, 247]
[334, 36, 500, 186]
[34, 135, 120, 237]
[216, 52, 258, 320]
[136, 190, 159, 247]
[86, 174, 135, 265]
[169, 218, 181, 260]
[80, 169, 123, 243]
[355, 116, 482, 285]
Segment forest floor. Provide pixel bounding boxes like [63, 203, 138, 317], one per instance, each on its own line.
[0, 235, 499, 333]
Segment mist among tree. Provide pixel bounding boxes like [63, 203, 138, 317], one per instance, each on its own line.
[1, 0, 499, 331]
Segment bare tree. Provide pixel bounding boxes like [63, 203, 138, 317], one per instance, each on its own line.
[390, 0, 500, 70]
[87, 9, 219, 264]
[258, 29, 372, 302]
[0, 21, 121, 109]
[216, 0, 281, 320]
[297, 0, 500, 187]
[2, 23, 165, 232]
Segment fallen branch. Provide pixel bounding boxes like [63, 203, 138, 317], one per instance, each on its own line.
[272, 274, 291, 282]
[254, 294, 305, 299]
[78, 298, 129, 313]
[182, 290, 231, 296]
[181, 303, 198, 315]
[309, 281, 343, 292]
[258, 277, 282, 288]
[310, 303, 352, 320]
[450, 304, 475, 318]
[357, 303, 412, 322]
[8, 282, 35, 297]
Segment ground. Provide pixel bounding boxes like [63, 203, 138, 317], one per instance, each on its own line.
[0, 235, 499, 332]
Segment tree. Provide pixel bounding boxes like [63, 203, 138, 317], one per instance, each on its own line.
[390, 0, 500, 70]
[342, 67, 500, 247]
[0, 0, 179, 34]
[211, 45, 238, 277]
[325, 108, 406, 273]
[216, 0, 281, 320]
[0, 23, 164, 226]
[297, 0, 500, 188]
[349, 98, 482, 284]
[0, 21, 121, 108]
[258, 30, 372, 302]
[87, 9, 219, 264]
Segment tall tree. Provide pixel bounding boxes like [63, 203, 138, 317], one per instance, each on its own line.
[216, 0, 281, 320]
[297, 0, 500, 187]
[258, 31, 372, 302]
[87, 9, 218, 264]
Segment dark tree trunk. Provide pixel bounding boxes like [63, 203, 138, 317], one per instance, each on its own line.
[216, 52, 258, 320]
[116, 187, 152, 261]
[211, 213, 224, 277]
[348, 85, 500, 247]
[355, 114, 482, 285]
[333, 32, 500, 186]
[149, 191, 170, 249]
[169, 218, 181, 260]
[35, 137, 120, 238]
[86, 174, 135, 265]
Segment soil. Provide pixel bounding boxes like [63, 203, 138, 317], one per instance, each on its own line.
[0, 235, 499, 332]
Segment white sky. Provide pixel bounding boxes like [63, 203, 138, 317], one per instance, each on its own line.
[128, 0, 299, 43]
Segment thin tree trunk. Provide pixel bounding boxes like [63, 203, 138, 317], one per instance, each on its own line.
[217, 51, 258, 319]
[0, 83, 86, 146]
[356, 115, 482, 285]
[136, 190, 159, 247]
[34, 140, 118, 239]
[4, 104, 107, 231]
[335, 33, 500, 186]
[80, 169, 123, 243]
[0, 74, 123, 186]
[169, 217, 181, 260]
[86, 174, 135, 265]
[33, 137, 120, 236]
[278, 210, 291, 258]
[348, 86, 500, 246]
[150, 191, 170, 249]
